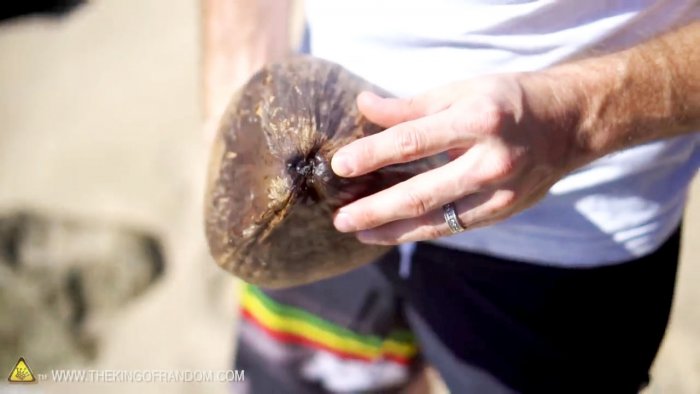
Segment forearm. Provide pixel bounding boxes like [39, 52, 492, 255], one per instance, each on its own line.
[531, 20, 700, 167]
[202, 0, 292, 120]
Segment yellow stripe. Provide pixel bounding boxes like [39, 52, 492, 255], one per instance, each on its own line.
[241, 286, 418, 360]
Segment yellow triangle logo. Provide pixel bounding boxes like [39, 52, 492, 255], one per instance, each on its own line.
[7, 357, 36, 383]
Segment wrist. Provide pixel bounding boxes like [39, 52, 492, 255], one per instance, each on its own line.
[522, 49, 652, 171]
[516, 68, 594, 173]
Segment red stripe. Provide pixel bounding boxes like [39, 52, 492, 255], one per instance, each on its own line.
[241, 308, 410, 365]
[384, 353, 411, 365]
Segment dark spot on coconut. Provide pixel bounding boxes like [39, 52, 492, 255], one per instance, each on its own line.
[286, 151, 329, 204]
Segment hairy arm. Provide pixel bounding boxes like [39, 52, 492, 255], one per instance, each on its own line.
[202, 0, 292, 121]
[330, 20, 700, 243]
[526, 20, 700, 169]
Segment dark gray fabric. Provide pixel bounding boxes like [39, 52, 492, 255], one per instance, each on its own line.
[379, 229, 681, 393]
[235, 228, 681, 393]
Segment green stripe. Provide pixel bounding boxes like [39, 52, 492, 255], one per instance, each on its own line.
[387, 329, 415, 343]
[247, 285, 416, 348]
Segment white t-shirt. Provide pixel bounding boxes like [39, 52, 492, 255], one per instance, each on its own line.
[305, 0, 700, 267]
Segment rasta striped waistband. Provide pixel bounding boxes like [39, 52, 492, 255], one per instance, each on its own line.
[240, 284, 419, 365]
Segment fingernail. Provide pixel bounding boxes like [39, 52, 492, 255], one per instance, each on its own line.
[334, 212, 356, 232]
[331, 153, 353, 176]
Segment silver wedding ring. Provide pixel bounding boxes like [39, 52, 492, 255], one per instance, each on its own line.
[442, 202, 466, 234]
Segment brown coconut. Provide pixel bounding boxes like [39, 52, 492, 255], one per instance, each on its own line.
[204, 56, 441, 288]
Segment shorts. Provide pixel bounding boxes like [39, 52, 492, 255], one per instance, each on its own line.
[233, 227, 681, 393]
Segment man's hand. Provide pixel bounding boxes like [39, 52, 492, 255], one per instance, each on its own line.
[331, 21, 700, 245]
[331, 74, 587, 244]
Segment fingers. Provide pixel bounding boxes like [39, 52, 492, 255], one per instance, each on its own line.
[333, 154, 487, 232]
[332, 139, 524, 233]
[332, 110, 471, 177]
[355, 189, 517, 245]
[357, 91, 444, 128]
